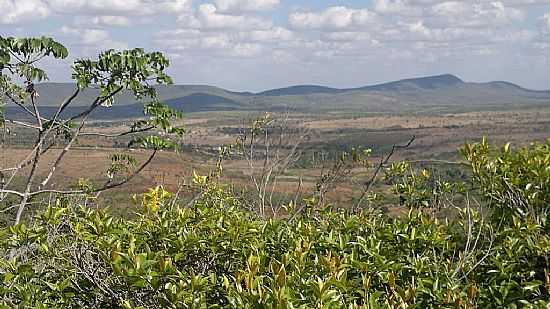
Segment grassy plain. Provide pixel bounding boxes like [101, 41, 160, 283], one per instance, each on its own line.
[2, 106, 550, 215]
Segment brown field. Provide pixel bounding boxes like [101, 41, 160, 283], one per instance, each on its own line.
[2, 107, 550, 213]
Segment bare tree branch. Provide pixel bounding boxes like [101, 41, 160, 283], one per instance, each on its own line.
[39, 88, 123, 189]
[4, 119, 41, 130]
[353, 136, 416, 211]
[80, 126, 155, 138]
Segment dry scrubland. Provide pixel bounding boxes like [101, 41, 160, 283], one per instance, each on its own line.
[3, 106, 550, 214]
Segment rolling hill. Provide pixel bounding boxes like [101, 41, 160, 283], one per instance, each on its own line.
[4, 74, 550, 120]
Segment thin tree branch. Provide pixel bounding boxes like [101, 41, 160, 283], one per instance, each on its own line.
[30, 94, 43, 129]
[39, 88, 123, 189]
[3, 91, 37, 119]
[0, 190, 24, 198]
[96, 149, 157, 192]
[80, 126, 155, 138]
[14, 132, 44, 224]
[4, 119, 41, 129]
[25, 149, 157, 197]
[353, 136, 416, 211]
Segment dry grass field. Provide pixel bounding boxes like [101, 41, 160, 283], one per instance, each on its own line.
[2, 106, 550, 213]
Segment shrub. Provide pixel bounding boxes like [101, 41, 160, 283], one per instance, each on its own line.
[0, 182, 548, 308]
[462, 138, 550, 222]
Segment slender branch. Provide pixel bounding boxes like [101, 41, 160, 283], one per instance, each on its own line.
[80, 126, 154, 138]
[353, 136, 416, 211]
[4, 87, 123, 222]
[51, 88, 80, 124]
[15, 132, 44, 224]
[0, 190, 24, 198]
[26, 149, 157, 197]
[29, 54, 47, 64]
[97, 149, 157, 192]
[0, 203, 23, 213]
[38, 110, 92, 189]
[3, 90, 74, 131]
[0, 141, 55, 174]
[7, 50, 24, 63]
[39, 88, 123, 189]
[4, 119, 41, 130]
[30, 94, 43, 129]
[3, 91, 37, 119]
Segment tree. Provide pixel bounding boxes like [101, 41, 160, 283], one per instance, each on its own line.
[233, 112, 309, 217]
[0, 36, 184, 224]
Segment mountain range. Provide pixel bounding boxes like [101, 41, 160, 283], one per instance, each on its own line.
[5, 74, 550, 120]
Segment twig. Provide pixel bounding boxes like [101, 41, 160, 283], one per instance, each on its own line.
[80, 126, 155, 138]
[353, 136, 416, 211]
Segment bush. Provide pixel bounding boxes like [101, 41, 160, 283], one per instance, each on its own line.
[463, 138, 550, 221]
[1, 137, 549, 308]
[0, 183, 548, 308]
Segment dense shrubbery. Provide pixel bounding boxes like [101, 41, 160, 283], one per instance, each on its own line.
[463, 138, 550, 221]
[0, 140, 549, 308]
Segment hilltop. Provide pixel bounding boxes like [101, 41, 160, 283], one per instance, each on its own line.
[5, 74, 550, 119]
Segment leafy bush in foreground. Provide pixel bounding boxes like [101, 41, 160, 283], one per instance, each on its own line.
[463, 138, 550, 221]
[0, 182, 548, 308]
[1, 139, 549, 308]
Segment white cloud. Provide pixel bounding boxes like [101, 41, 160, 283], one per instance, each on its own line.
[0, 0, 50, 24]
[374, 0, 550, 11]
[320, 31, 372, 42]
[214, 0, 279, 13]
[373, 0, 421, 15]
[3, 0, 550, 90]
[430, 1, 524, 28]
[91, 15, 131, 27]
[82, 30, 111, 45]
[163, 2, 290, 59]
[248, 27, 293, 42]
[231, 43, 263, 57]
[0, 0, 192, 24]
[47, 0, 192, 15]
[61, 26, 127, 50]
[155, 24, 293, 58]
[178, 4, 272, 30]
[498, 0, 550, 6]
[289, 6, 378, 31]
[540, 12, 550, 33]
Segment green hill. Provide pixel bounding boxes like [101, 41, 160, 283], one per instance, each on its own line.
[6, 74, 550, 119]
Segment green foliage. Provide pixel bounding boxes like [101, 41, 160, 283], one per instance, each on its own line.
[462, 138, 550, 220]
[72, 48, 172, 103]
[129, 135, 178, 150]
[137, 101, 186, 138]
[107, 154, 138, 181]
[385, 162, 464, 211]
[0, 36, 68, 83]
[0, 179, 548, 308]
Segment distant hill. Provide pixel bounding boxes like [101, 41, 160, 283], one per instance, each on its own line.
[356, 74, 464, 92]
[258, 85, 343, 96]
[164, 93, 243, 112]
[5, 74, 550, 119]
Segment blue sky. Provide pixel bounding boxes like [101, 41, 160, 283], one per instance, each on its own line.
[2, 0, 550, 91]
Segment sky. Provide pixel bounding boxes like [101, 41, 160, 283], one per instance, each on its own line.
[2, 0, 550, 91]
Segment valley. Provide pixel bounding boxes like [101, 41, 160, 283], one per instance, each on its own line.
[4, 102, 550, 215]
